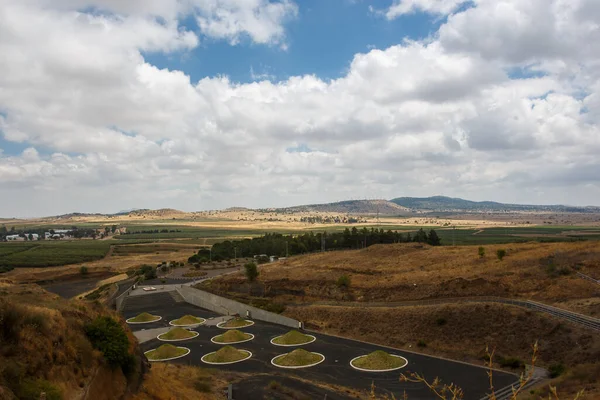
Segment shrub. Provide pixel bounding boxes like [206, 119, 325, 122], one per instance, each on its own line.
[435, 317, 447, 326]
[194, 380, 212, 393]
[548, 363, 566, 378]
[336, 274, 351, 289]
[268, 380, 280, 390]
[244, 262, 259, 282]
[85, 316, 130, 370]
[498, 356, 523, 369]
[478, 247, 485, 258]
[496, 249, 506, 261]
[80, 265, 88, 275]
[417, 340, 427, 348]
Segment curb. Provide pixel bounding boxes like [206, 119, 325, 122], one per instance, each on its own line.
[270, 334, 316, 347]
[157, 331, 200, 342]
[349, 354, 408, 372]
[271, 352, 325, 369]
[211, 333, 255, 345]
[201, 350, 253, 365]
[145, 347, 190, 362]
[126, 315, 162, 324]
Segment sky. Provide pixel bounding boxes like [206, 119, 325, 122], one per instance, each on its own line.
[1, 0, 600, 217]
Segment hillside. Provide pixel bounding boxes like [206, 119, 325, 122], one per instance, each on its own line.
[264, 199, 410, 215]
[0, 282, 146, 400]
[391, 196, 600, 213]
[200, 241, 600, 397]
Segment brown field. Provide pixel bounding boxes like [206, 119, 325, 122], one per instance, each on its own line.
[206, 241, 600, 315]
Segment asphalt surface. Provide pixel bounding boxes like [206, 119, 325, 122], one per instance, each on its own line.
[43, 273, 113, 298]
[123, 292, 519, 400]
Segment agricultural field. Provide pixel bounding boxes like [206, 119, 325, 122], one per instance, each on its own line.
[0, 240, 113, 272]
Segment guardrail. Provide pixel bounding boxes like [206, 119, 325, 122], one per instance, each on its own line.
[576, 271, 600, 285]
[289, 296, 600, 332]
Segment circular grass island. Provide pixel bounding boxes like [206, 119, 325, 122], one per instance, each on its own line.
[126, 312, 162, 324]
[157, 327, 200, 342]
[216, 317, 254, 329]
[169, 315, 206, 327]
[144, 344, 190, 362]
[211, 329, 254, 345]
[201, 346, 252, 365]
[271, 349, 325, 369]
[350, 350, 408, 372]
[271, 330, 316, 347]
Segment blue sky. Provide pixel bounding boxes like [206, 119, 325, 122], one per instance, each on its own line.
[144, 0, 439, 85]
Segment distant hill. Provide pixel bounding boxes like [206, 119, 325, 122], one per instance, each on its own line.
[266, 200, 410, 215]
[390, 196, 600, 213]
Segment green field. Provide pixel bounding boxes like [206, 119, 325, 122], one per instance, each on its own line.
[0, 240, 114, 271]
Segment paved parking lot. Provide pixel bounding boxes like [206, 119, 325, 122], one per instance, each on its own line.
[123, 292, 519, 399]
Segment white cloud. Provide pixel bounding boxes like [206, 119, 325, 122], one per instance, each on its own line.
[1, 0, 600, 216]
[383, 0, 469, 19]
[194, 0, 299, 46]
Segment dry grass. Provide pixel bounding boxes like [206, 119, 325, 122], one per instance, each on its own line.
[171, 315, 205, 326]
[203, 346, 249, 363]
[272, 330, 313, 345]
[273, 349, 323, 367]
[145, 344, 188, 360]
[130, 363, 229, 400]
[0, 284, 133, 400]
[352, 351, 406, 370]
[158, 328, 197, 341]
[128, 312, 160, 323]
[213, 330, 252, 343]
[209, 241, 600, 316]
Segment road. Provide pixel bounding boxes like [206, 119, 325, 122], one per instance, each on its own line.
[122, 292, 519, 400]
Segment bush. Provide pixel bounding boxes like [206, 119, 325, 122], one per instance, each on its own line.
[244, 262, 259, 282]
[417, 340, 427, 348]
[498, 356, 524, 369]
[496, 249, 506, 261]
[435, 317, 447, 326]
[268, 380, 280, 390]
[336, 274, 351, 289]
[80, 265, 88, 275]
[85, 316, 130, 370]
[478, 247, 485, 258]
[194, 378, 212, 393]
[548, 363, 566, 378]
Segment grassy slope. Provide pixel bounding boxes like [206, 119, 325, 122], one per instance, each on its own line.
[352, 351, 406, 370]
[273, 330, 313, 345]
[273, 349, 322, 366]
[214, 330, 252, 343]
[129, 312, 160, 322]
[221, 318, 252, 328]
[158, 328, 196, 340]
[0, 283, 136, 400]
[203, 346, 249, 363]
[146, 344, 187, 360]
[172, 315, 205, 325]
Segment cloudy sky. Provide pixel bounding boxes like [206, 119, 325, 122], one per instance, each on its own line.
[1, 0, 599, 217]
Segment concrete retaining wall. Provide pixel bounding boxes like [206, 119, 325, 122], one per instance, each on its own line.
[177, 286, 301, 329]
[115, 280, 136, 312]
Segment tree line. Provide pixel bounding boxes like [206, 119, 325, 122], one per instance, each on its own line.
[188, 228, 441, 262]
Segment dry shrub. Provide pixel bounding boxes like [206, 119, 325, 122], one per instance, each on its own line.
[131, 364, 223, 400]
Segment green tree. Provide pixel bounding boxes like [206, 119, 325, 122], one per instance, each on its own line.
[427, 230, 441, 246]
[85, 317, 130, 369]
[0, 225, 7, 234]
[497, 249, 506, 261]
[478, 247, 485, 258]
[244, 262, 259, 282]
[80, 265, 88, 276]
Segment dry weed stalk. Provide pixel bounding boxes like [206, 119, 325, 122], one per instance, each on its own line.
[393, 341, 585, 400]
